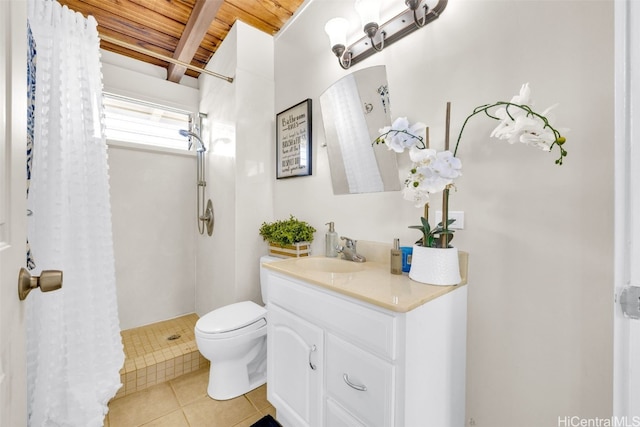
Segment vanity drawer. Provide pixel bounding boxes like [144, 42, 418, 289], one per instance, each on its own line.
[325, 334, 395, 427]
[268, 273, 398, 360]
[325, 398, 367, 427]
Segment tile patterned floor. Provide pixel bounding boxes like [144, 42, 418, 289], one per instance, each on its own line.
[106, 367, 275, 427]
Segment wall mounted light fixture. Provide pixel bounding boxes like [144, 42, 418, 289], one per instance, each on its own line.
[324, 0, 448, 69]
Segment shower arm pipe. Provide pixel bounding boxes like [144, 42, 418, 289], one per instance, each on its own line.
[180, 129, 207, 152]
[99, 35, 234, 84]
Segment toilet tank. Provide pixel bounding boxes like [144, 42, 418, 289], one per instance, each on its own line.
[259, 255, 281, 303]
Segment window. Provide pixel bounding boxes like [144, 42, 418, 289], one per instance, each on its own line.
[103, 93, 192, 150]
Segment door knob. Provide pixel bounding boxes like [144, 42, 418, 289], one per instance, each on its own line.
[18, 268, 63, 301]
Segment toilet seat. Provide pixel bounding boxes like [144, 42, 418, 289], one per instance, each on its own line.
[196, 301, 266, 339]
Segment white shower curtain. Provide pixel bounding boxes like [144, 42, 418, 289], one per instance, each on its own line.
[26, 0, 124, 425]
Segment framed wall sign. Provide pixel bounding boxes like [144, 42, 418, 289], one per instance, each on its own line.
[276, 99, 312, 179]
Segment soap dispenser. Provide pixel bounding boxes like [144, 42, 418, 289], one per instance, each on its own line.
[390, 238, 402, 275]
[325, 222, 338, 257]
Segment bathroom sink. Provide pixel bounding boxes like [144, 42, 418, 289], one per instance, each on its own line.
[293, 257, 365, 274]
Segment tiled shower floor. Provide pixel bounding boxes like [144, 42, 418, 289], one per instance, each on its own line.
[114, 313, 208, 400]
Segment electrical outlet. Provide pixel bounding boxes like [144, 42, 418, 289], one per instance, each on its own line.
[435, 210, 465, 229]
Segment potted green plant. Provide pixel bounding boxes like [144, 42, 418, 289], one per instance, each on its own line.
[259, 215, 316, 258]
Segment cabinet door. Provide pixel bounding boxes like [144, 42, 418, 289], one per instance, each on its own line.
[267, 304, 324, 427]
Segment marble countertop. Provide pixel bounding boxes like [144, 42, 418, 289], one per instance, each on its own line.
[263, 251, 468, 313]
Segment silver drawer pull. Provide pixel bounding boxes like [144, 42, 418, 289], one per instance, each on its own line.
[343, 373, 367, 391]
[308, 345, 317, 370]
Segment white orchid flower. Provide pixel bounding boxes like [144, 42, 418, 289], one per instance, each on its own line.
[409, 146, 437, 164]
[510, 115, 542, 143]
[431, 151, 462, 180]
[510, 82, 531, 105]
[409, 164, 454, 194]
[402, 185, 430, 208]
[520, 126, 556, 151]
[417, 169, 451, 194]
[378, 117, 426, 153]
[490, 119, 514, 141]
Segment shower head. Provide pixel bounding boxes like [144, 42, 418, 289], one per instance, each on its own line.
[179, 129, 207, 152]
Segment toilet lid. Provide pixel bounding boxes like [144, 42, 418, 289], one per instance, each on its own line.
[196, 301, 266, 335]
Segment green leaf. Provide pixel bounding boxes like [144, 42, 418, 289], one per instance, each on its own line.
[436, 218, 456, 228]
[420, 216, 431, 232]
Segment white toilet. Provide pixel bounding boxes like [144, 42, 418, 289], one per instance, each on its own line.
[195, 255, 279, 400]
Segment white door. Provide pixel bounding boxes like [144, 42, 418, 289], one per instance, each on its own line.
[614, 0, 640, 420]
[0, 1, 28, 426]
[267, 304, 324, 427]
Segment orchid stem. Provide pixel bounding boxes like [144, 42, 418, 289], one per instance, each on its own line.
[453, 102, 565, 164]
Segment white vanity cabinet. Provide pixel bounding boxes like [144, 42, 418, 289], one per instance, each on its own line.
[265, 266, 467, 427]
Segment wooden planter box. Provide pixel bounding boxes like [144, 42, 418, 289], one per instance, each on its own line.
[268, 242, 311, 258]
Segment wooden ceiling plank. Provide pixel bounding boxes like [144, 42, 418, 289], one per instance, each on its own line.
[214, 2, 280, 35]
[206, 19, 233, 38]
[87, 11, 182, 51]
[193, 48, 214, 63]
[99, 27, 176, 58]
[128, 0, 194, 24]
[269, 0, 305, 13]
[228, 0, 293, 27]
[167, 0, 224, 82]
[200, 33, 222, 51]
[59, 0, 185, 40]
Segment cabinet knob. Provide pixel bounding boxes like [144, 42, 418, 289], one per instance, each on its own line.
[343, 373, 367, 391]
[308, 344, 317, 370]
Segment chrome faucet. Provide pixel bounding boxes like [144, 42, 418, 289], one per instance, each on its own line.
[337, 236, 366, 262]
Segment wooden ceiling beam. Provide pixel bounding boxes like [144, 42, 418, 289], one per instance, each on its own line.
[167, 0, 223, 83]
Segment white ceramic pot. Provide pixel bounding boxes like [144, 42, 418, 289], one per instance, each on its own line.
[409, 245, 461, 286]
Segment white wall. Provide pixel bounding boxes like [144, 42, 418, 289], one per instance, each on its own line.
[102, 52, 200, 330]
[274, 0, 614, 425]
[108, 145, 197, 330]
[196, 22, 275, 317]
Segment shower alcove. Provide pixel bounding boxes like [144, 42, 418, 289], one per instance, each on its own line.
[113, 313, 208, 400]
